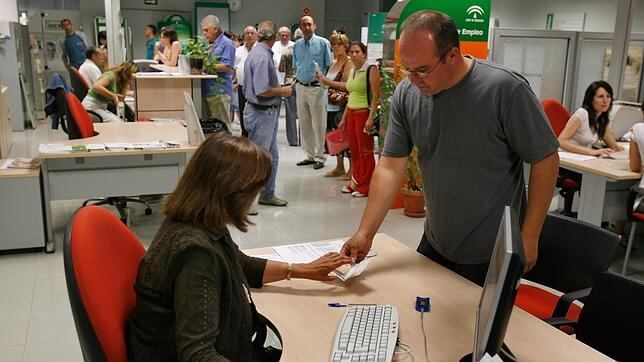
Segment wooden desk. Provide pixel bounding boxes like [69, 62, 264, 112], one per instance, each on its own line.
[133, 65, 217, 120]
[0, 163, 45, 251]
[37, 122, 197, 252]
[247, 235, 609, 361]
[559, 150, 640, 226]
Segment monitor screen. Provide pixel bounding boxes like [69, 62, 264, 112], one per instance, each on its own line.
[473, 206, 525, 361]
[183, 91, 205, 146]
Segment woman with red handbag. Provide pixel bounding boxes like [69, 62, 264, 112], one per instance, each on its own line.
[317, 33, 353, 179]
[337, 42, 380, 197]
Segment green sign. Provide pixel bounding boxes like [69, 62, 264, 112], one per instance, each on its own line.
[546, 13, 554, 30]
[368, 13, 387, 44]
[144, 0, 158, 5]
[397, 0, 491, 42]
[45, 21, 61, 31]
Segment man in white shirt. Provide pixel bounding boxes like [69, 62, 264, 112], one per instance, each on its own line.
[272, 26, 299, 146]
[234, 25, 257, 137]
[78, 47, 103, 86]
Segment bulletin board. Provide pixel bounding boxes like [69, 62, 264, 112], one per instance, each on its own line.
[195, 2, 230, 33]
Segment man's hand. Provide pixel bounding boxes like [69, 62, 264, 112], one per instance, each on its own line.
[294, 252, 353, 281]
[340, 233, 373, 262]
[281, 86, 292, 97]
[522, 233, 539, 272]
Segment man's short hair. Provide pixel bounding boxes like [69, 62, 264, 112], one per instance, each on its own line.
[257, 20, 277, 42]
[60, 18, 71, 26]
[201, 15, 220, 30]
[85, 47, 99, 59]
[401, 10, 460, 58]
[278, 26, 291, 35]
[146, 24, 157, 35]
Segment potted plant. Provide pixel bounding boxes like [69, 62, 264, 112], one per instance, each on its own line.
[184, 37, 209, 75]
[401, 147, 425, 218]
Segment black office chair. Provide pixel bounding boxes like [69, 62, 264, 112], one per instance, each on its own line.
[548, 272, 644, 362]
[515, 213, 620, 330]
[69, 66, 90, 102]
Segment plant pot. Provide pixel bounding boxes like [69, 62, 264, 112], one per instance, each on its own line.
[401, 187, 425, 218]
[189, 56, 204, 75]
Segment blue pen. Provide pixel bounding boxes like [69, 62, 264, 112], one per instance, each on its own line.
[328, 303, 378, 308]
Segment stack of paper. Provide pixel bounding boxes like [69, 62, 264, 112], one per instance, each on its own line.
[38, 144, 73, 153]
[273, 240, 372, 282]
[558, 151, 597, 162]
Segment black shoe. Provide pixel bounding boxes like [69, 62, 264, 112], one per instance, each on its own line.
[297, 159, 315, 166]
[313, 162, 324, 170]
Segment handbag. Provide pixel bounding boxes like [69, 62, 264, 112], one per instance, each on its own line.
[251, 301, 283, 362]
[326, 127, 350, 155]
[328, 61, 349, 106]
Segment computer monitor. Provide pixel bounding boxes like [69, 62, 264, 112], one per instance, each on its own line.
[463, 206, 525, 362]
[183, 91, 205, 146]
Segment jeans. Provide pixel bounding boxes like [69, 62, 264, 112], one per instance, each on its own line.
[244, 104, 280, 199]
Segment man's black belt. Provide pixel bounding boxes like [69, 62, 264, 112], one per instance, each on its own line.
[248, 103, 280, 110]
[296, 80, 320, 87]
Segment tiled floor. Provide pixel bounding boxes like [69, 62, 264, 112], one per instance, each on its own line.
[1, 114, 643, 360]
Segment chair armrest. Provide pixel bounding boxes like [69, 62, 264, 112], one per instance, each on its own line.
[544, 317, 578, 333]
[87, 110, 103, 123]
[551, 287, 592, 318]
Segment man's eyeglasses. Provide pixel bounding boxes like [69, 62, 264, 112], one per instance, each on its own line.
[398, 52, 448, 79]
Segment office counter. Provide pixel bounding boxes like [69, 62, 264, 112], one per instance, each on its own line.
[133, 65, 217, 120]
[247, 234, 609, 361]
[38, 122, 196, 252]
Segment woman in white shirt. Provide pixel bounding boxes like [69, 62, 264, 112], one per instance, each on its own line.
[558, 80, 622, 156]
[155, 28, 181, 67]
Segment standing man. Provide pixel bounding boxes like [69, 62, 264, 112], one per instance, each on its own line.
[78, 47, 103, 86]
[273, 26, 298, 146]
[341, 10, 560, 286]
[201, 15, 236, 131]
[235, 25, 258, 137]
[144, 24, 159, 60]
[293, 16, 333, 169]
[58, 19, 90, 69]
[243, 20, 292, 207]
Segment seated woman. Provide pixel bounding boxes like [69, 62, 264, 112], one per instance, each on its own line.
[558, 80, 622, 156]
[156, 27, 182, 67]
[126, 133, 352, 361]
[82, 60, 137, 123]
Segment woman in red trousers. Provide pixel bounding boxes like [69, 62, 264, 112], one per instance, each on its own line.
[339, 42, 380, 197]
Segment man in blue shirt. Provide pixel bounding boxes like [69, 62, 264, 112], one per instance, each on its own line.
[144, 24, 159, 60]
[201, 15, 235, 131]
[243, 20, 292, 208]
[58, 19, 90, 69]
[293, 16, 333, 170]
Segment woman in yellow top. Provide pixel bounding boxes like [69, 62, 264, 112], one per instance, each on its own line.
[82, 60, 137, 123]
[338, 42, 380, 197]
[155, 28, 182, 67]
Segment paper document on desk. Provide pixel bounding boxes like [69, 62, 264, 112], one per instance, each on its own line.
[558, 151, 597, 162]
[602, 151, 629, 160]
[273, 240, 371, 281]
[38, 144, 73, 153]
[253, 254, 285, 262]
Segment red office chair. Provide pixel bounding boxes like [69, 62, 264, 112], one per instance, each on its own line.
[547, 272, 644, 361]
[514, 213, 620, 333]
[542, 99, 580, 217]
[69, 66, 90, 102]
[66, 93, 152, 223]
[64, 206, 145, 362]
[623, 192, 644, 275]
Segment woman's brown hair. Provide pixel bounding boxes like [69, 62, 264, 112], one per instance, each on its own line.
[163, 133, 272, 232]
[107, 60, 138, 92]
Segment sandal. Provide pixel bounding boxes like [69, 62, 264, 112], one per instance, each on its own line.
[338, 172, 352, 181]
[341, 185, 354, 194]
[325, 168, 346, 177]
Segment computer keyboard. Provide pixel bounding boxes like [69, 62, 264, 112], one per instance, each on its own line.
[330, 304, 399, 362]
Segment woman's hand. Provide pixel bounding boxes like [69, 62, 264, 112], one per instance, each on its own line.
[363, 116, 375, 134]
[315, 70, 325, 83]
[112, 93, 125, 104]
[337, 119, 346, 129]
[589, 148, 614, 157]
[294, 252, 353, 281]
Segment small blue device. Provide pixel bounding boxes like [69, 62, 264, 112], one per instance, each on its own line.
[415, 296, 430, 312]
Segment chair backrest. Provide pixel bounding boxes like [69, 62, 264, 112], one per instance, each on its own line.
[541, 99, 570, 137]
[576, 272, 644, 361]
[523, 213, 620, 293]
[65, 93, 97, 139]
[64, 206, 146, 362]
[69, 66, 90, 101]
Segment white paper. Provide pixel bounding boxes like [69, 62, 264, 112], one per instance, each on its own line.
[558, 151, 597, 162]
[0, 159, 13, 169]
[105, 143, 131, 150]
[38, 144, 73, 153]
[253, 254, 285, 262]
[86, 144, 106, 151]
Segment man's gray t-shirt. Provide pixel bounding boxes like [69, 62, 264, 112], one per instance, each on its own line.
[383, 57, 558, 264]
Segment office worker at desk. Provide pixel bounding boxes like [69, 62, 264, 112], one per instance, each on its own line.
[82, 60, 137, 123]
[558, 80, 623, 157]
[341, 10, 560, 286]
[126, 133, 352, 361]
[156, 28, 182, 67]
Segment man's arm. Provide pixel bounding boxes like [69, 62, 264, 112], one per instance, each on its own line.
[522, 151, 559, 271]
[258, 86, 291, 98]
[341, 156, 408, 261]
